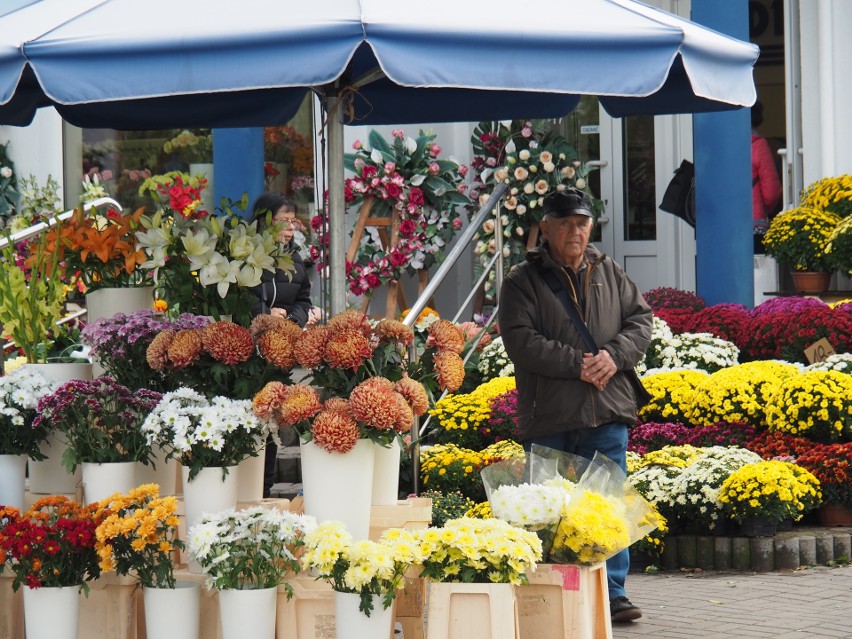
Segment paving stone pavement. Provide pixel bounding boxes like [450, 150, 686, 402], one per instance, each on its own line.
[613, 565, 852, 639]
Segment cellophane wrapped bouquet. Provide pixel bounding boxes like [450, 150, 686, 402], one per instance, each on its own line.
[481, 445, 659, 565]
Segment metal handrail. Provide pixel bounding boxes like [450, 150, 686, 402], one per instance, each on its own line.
[0, 197, 123, 250]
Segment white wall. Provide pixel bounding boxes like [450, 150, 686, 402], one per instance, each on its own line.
[0, 108, 67, 205]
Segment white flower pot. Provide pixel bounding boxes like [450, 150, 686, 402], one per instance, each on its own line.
[23, 585, 80, 639]
[372, 439, 401, 506]
[219, 586, 277, 639]
[81, 461, 137, 505]
[0, 453, 27, 510]
[236, 453, 265, 502]
[300, 439, 374, 540]
[143, 581, 200, 639]
[334, 591, 394, 639]
[182, 465, 239, 572]
[135, 448, 178, 496]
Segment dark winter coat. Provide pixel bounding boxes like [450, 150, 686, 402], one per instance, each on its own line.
[497, 242, 652, 441]
[250, 245, 312, 327]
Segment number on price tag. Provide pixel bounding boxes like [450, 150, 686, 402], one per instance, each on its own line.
[804, 337, 835, 364]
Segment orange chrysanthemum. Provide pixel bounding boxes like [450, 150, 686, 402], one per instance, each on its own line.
[166, 329, 204, 369]
[146, 329, 175, 370]
[395, 375, 429, 416]
[153, 299, 168, 313]
[327, 309, 373, 338]
[252, 381, 287, 419]
[202, 321, 254, 365]
[294, 325, 331, 368]
[311, 409, 361, 454]
[258, 328, 299, 369]
[323, 397, 350, 414]
[278, 384, 321, 426]
[434, 350, 465, 391]
[374, 319, 414, 346]
[391, 391, 414, 433]
[249, 314, 300, 341]
[323, 328, 372, 370]
[348, 377, 398, 429]
[427, 319, 466, 354]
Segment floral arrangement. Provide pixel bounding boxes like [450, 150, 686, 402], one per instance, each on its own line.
[741, 307, 852, 363]
[476, 336, 515, 381]
[717, 460, 821, 523]
[415, 517, 541, 584]
[187, 506, 316, 593]
[34, 377, 162, 472]
[137, 175, 293, 323]
[141, 387, 273, 480]
[636, 316, 673, 374]
[419, 441, 524, 502]
[685, 361, 799, 427]
[405, 318, 469, 395]
[147, 318, 283, 399]
[420, 490, 475, 527]
[765, 370, 852, 442]
[467, 120, 602, 289]
[264, 125, 306, 165]
[796, 442, 852, 507]
[684, 305, 752, 346]
[627, 461, 684, 524]
[752, 295, 826, 317]
[799, 174, 852, 218]
[0, 367, 57, 458]
[682, 421, 760, 449]
[302, 521, 418, 615]
[321, 129, 468, 296]
[826, 214, 852, 275]
[465, 501, 493, 519]
[763, 206, 842, 272]
[162, 130, 213, 165]
[746, 431, 813, 461]
[482, 388, 520, 445]
[94, 484, 183, 588]
[805, 352, 852, 374]
[0, 496, 103, 592]
[13, 174, 61, 231]
[550, 488, 633, 564]
[643, 331, 739, 374]
[662, 447, 762, 532]
[81, 309, 210, 392]
[651, 308, 693, 335]
[638, 369, 708, 425]
[643, 287, 705, 313]
[0, 227, 67, 364]
[428, 376, 516, 449]
[627, 422, 692, 456]
[40, 204, 150, 291]
[487, 482, 566, 531]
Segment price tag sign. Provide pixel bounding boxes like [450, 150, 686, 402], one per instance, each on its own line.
[804, 337, 835, 364]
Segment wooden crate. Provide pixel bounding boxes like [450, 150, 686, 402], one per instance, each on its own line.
[0, 574, 24, 639]
[79, 573, 139, 639]
[515, 563, 612, 639]
[395, 575, 426, 639]
[426, 582, 519, 639]
[369, 497, 432, 540]
[275, 575, 337, 639]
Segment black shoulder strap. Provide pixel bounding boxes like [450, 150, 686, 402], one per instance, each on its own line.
[536, 263, 599, 355]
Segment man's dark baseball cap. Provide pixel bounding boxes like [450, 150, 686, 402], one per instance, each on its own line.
[542, 188, 594, 218]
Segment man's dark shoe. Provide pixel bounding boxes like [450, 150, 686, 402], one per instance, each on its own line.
[610, 596, 642, 622]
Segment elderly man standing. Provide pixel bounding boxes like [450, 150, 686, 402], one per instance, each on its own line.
[497, 187, 653, 623]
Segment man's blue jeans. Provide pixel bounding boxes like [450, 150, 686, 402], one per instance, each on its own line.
[523, 422, 630, 600]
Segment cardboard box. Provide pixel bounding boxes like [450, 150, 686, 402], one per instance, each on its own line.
[515, 563, 612, 639]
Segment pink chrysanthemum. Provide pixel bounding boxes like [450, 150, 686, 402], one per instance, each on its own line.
[146, 329, 175, 370]
[434, 350, 465, 391]
[374, 319, 414, 346]
[295, 325, 331, 368]
[458, 321, 492, 350]
[327, 309, 373, 338]
[202, 321, 254, 365]
[278, 384, 322, 426]
[426, 320, 466, 354]
[167, 329, 204, 369]
[323, 328, 372, 370]
[258, 328, 299, 369]
[252, 381, 287, 419]
[395, 375, 429, 416]
[311, 409, 361, 454]
[349, 377, 398, 429]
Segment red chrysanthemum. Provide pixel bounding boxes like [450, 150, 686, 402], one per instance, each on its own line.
[434, 350, 465, 391]
[202, 321, 254, 365]
[327, 309, 373, 338]
[348, 377, 398, 429]
[323, 328, 372, 370]
[252, 381, 287, 419]
[395, 375, 429, 416]
[426, 319, 466, 354]
[311, 409, 361, 454]
[374, 319, 414, 346]
[294, 325, 331, 368]
[278, 384, 322, 426]
[146, 329, 175, 370]
[258, 328, 300, 369]
[166, 329, 204, 369]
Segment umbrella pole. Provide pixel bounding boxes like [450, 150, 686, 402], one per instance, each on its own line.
[326, 93, 347, 316]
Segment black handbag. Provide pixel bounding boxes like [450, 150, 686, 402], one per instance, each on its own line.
[659, 159, 696, 228]
[537, 265, 652, 409]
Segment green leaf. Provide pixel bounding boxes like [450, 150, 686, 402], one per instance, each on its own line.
[367, 130, 395, 163]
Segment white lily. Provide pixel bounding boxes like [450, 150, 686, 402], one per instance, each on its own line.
[236, 263, 264, 288]
[228, 225, 254, 261]
[182, 227, 218, 271]
[199, 253, 242, 298]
